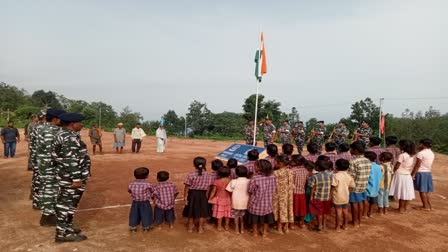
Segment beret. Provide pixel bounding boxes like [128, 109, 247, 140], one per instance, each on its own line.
[59, 112, 86, 122]
[46, 108, 66, 117]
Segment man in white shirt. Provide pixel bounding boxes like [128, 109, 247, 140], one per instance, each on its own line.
[131, 123, 146, 153]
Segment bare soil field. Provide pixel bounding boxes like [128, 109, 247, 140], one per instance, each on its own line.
[1, 130, 447, 252]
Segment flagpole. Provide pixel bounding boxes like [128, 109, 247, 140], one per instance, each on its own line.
[253, 82, 259, 146]
[378, 98, 384, 138]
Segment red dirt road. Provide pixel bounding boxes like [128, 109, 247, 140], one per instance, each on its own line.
[1, 130, 447, 251]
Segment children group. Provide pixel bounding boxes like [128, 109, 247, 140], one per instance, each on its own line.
[127, 136, 435, 237]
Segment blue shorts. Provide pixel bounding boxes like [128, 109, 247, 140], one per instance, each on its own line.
[349, 191, 367, 203]
[414, 172, 434, 192]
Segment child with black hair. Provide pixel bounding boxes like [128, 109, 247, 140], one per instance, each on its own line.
[317, 155, 334, 174]
[369, 137, 384, 164]
[331, 159, 355, 232]
[128, 167, 154, 232]
[211, 159, 224, 181]
[364, 151, 382, 218]
[273, 154, 294, 233]
[337, 142, 353, 161]
[324, 142, 338, 168]
[153, 171, 179, 229]
[282, 143, 294, 158]
[209, 167, 232, 231]
[290, 155, 308, 228]
[227, 158, 238, 179]
[303, 161, 316, 224]
[378, 152, 393, 215]
[247, 160, 276, 238]
[226, 166, 250, 234]
[412, 138, 435, 211]
[305, 143, 319, 163]
[183, 157, 213, 233]
[245, 149, 259, 176]
[265, 144, 278, 169]
[348, 140, 371, 227]
[385, 136, 401, 166]
[309, 160, 332, 231]
[389, 140, 417, 213]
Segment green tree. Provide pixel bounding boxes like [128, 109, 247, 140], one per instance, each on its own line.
[242, 94, 283, 126]
[162, 110, 184, 135]
[119, 106, 144, 132]
[242, 94, 265, 121]
[210, 112, 246, 137]
[305, 118, 318, 138]
[186, 100, 213, 136]
[350, 98, 380, 134]
[31, 90, 62, 108]
[0, 82, 30, 111]
[288, 107, 300, 126]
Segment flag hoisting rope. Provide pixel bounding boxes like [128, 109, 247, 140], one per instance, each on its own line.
[253, 32, 267, 146]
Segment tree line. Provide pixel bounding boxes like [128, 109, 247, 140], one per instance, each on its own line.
[1, 81, 447, 153]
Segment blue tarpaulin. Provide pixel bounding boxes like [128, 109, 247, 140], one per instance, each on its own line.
[216, 143, 265, 164]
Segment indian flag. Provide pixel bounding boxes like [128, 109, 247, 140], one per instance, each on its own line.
[254, 32, 267, 82]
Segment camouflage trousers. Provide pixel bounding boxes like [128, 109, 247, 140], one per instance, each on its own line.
[55, 180, 86, 238]
[312, 139, 324, 155]
[39, 168, 58, 216]
[294, 139, 305, 154]
[263, 139, 272, 148]
[246, 137, 255, 146]
[31, 166, 41, 208]
[280, 136, 291, 145]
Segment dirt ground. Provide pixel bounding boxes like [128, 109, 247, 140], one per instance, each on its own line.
[1, 129, 447, 252]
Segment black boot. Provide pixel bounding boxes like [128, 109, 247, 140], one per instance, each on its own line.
[55, 234, 87, 243]
[40, 215, 57, 227]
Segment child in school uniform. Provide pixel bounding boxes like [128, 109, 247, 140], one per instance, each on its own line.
[364, 151, 382, 218]
[128, 167, 154, 232]
[368, 137, 384, 164]
[209, 167, 232, 231]
[412, 138, 435, 211]
[378, 152, 394, 215]
[153, 171, 179, 229]
[324, 142, 338, 168]
[309, 160, 332, 231]
[273, 154, 294, 233]
[244, 149, 259, 177]
[210, 159, 224, 181]
[305, 143, 319, 163]
[384, 136, 401, 166]
[247, 159, 276, 238]
[183, 157, 213, 233]
[331, 159, 355, 232]
[226, 166, 250, 234]
[303, 161, 316, 224]
[265, 144, 278, 169]
[227, 158, 238, 179]
[281, 143, 294, 160]
[337, 143, 353, 161]
[290, 155, 308, 228]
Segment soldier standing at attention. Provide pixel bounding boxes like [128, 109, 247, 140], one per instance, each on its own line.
[54, 112, 90, 242]
[30, 110, 47, 209]
[26, 114, 38, 171]
[262, 117, 276, 148]
[278, 120, 292, 145]
[333, 121, 350, 148]
[244, 120, 256, 145]
[354, 121, 373, 146]
[312, 121, 326, 155]
[36, 108, 66, 227]
[292, 121, 306, 155]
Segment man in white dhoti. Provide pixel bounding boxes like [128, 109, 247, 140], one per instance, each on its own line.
[156, 125, 167, 153]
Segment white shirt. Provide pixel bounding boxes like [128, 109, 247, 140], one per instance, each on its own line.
[416, 149, 435, 173]
[397, 153, 416, 175]
[226, 177, 250, 210]
[131, 128, 146, 140]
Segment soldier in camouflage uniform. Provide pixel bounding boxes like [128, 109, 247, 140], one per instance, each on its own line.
[262, 118, 276, 148]
[36, 108, 66, 226]
[30, 110, 46, 209]
[354, 120, 373, 146]
[53, 112, 90, 242]
[278, 120, 292, 144]
[292, 121, 306, 154]
[26, 114, 38, 171]
[311, 120, 326, 155]
[332, 121, 350, 147]
[244, 120, 256, 145]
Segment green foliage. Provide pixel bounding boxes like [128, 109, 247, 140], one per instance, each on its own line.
[186, 100, 213, 136]
[118, 106, 144, 132]
[209, 112, 246, 137]
[14, 105, 41, 120]
[0, 82, 30, 111]
[31, 90, 62, 108]
[163, 110, 184, 135]
[350, 97, 380, 135]
[242, 94, 283, 125]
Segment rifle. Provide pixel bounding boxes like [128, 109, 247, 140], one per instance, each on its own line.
[328, 127, 336, 142]
[307, 127, 316, 143]
[351, 128, 358, 143]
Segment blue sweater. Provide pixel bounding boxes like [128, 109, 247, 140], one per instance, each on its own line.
[366, 162, 382, 197]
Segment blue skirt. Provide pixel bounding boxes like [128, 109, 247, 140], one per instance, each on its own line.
[414, 172, 434, 192]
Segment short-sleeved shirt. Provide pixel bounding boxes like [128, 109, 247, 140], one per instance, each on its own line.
[396, 153, 416, 175]
[264, 156, 276, 169]
[416, 149, 435, 173]
[348, 156, 372, 193]
[248, 174, 276, 215]
[226, 177, 250, 210]
[305, 154, 319, 163]
[1, 127, 19, 142]
[380, 162, 393, 189]
[384, 146, 401, 166]
[324, 152, 338, 168]
[369, 146, 384, 164]
[244, 160, 256, 175]
[331, 171, 355, 205]
[184, 171, 213, 190]
[366, 162, 382, 197]
[291, 166, 308, 194]
[113, 128, 126, 142]
[309, 172, 332, 201]
[128, 179, 153, 201]
[153, 182, 178, 210]
[337, 152, 353, 161]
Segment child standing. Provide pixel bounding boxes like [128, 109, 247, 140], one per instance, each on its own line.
[153, 171, 179, 229]
[244, 149, 259, 176]
[290, 155, 308, 228]
[389, 140, 416, 213]
[412, 138, 435, 211]
[303, 161, 316, 224]
[331, 159, 355, 232]
[247, 160, 276, 238]
[273, 154, 294, 233]
[337, 143, 353, 161]
[128, 167, 154, 232]
[265, 144, 278, 169]
[227, 158, 238, 179]
[309, 160, 332, 231]
[364, 151, 382, 217]
[384, 136, 401, 166]
[210, 159, 224, 181]
[368, 137, 384, 164]
[183, 157, 213, 233]
[282, 143, 294, 159]
[348, 141, 372, 227]
[378, 152, 394, 215]
[324, 142, 338, 168]
[209, 167, 232, 231]
[305, 143, 319, 163]
[226, 166, 250, 234]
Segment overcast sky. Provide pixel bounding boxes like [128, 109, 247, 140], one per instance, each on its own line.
[1, 0, 447, 123]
